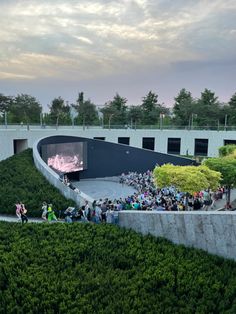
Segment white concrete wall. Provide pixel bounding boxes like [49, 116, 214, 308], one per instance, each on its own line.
[32, 139, 94, 207]
[0, 125, 236, 161]
[118, 211, 236, 261]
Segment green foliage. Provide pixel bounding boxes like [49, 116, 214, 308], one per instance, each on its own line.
[8, 94, 42, 124]
[101, 93, 128, 125]
[141, 91, 168, 125]
[0, 93, 43, 124]
[204, 157, 236, 188]
[228, 92, 236, 125]
[219, 144, 236, 157]
[172, 88, 195, 126]
[0, 93, 12, 116]
[127, 105, 143, 125]
[195, 89, 220, 127]
[0, 222, 235, 313]
[47, 97, 71, 125]
[153, 164, 221, 194]
[0, 149, 75, 217]
[75, 92, 99, 126]
[204, 146, 236, 204]
[1, 89, 236, 128]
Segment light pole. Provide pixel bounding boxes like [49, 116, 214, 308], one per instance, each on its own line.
[224, 114, 228, 131]
[191, 113, 197, 129]
[4, 110, 7, 129]
[108, 114, 114, 130]
[70, 106, 77, 128]
[160, 113, 165, 130]
[40, 112, 43, 128]
[98, 111, 104, 128]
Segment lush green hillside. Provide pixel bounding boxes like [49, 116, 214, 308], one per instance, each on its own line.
[0, 149, 75, 217]
[0, 222, 236, 313]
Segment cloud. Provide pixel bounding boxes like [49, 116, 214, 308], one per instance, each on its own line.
[0, 0, 235, 83]
[73, 36, 93, 45]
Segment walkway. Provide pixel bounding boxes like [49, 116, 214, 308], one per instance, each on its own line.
[0, 183, 235, 222]
[73, 177, 137, 201]
[213, 189, 236, 211]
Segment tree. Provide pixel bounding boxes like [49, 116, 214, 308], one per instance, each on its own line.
[0, 93, 12, 114]
[219, 144, 236, 157]
[195, 89, 220, 127]
[204, 157, 236, 206]
[0, 93, 12, 124]
[101, 93, 128, 126]
[172, 88, 195, 126]
[204, 144, 236, 206]
[128, 105, 143, 127]
[47, 97, 70, 126]
[153, 164, 221, 208]
[227, 92, 236, 125]
[8, 94, 42, 124]
[75, 92, 98, 126]
[140, 91, 168, 125]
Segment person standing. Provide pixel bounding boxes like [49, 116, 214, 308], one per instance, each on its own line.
[20, 202, 28, 224]
[41, 202, 48, 221]
[47, 203, 57, 223]
[15, 202, 22, 222]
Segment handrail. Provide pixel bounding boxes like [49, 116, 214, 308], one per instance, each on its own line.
[0, 123, 236, 131]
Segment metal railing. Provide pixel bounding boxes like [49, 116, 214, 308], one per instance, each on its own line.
[1, 123, 236, 131]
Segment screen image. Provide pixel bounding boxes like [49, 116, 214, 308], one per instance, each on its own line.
[42, 142, 87, 174]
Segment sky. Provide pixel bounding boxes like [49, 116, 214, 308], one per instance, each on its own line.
[0, 0, 236, 111]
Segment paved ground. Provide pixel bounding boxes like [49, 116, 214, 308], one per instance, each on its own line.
[73, 178, 137, 201]
[0, 215, 42, 223]
[212, 189, 236, 210]
[0, 179, 235, 222]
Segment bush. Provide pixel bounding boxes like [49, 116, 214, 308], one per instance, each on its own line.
[0, 222, 236, 313]
[0, 149, 75, 217]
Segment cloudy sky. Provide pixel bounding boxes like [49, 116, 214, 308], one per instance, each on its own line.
[0, 0, 235, 110]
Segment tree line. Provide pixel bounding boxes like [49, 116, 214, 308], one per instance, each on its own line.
[0, 88, 236, 127]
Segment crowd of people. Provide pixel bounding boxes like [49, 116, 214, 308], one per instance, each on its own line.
[15, 170, 227, 224]
[118, 171, 225, 211]
[60, 170, 226, 223]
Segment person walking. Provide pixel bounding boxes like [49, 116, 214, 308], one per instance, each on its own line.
[47, 203, 57, 223]
[20, 202, 28, 224]
[41, 202, 48, 221]
[15, 202, 22, 222]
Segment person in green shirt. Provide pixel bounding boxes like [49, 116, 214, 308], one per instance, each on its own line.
[47, 204, 57, 222]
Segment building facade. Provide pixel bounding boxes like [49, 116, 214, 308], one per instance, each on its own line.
[0, 124, 236, 161]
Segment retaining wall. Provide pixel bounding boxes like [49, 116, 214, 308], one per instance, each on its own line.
[32, 139, 94, 206]
[118, 211, 236, 261]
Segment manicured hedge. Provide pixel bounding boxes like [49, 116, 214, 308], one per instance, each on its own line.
[0, 149, 75, 217]
[0, 222, 236, 313]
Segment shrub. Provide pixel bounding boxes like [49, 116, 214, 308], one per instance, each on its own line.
[0, 222, 236, 313]
[0, 149, 75, 217]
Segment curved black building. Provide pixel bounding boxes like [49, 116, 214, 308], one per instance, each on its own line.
[37, 135, 196, 180]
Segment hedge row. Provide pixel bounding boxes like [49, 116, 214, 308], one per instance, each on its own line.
[0, 149, 75, 217]
[0, 222, 236, 313]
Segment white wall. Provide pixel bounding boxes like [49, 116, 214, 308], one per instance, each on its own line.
[0, 125, 235, 161]
[118, 211, 236, 261]
[32, 139, 94, 206]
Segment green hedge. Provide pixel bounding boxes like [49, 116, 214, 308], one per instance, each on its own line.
[0, 222, 236, 313]
[0, 149, 75, 217]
